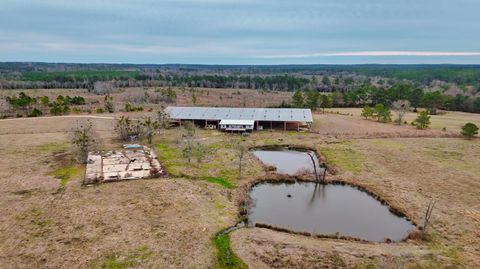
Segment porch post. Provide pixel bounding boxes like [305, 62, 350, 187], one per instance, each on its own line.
[284, 121, 286, 131]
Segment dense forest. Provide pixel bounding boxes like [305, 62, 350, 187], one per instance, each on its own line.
[1, 62, 479, 113]
[1, 62, 480, 89]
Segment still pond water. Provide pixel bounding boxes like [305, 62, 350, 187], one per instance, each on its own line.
[248, 182, 416, 242]
[253, 148, 322, 175]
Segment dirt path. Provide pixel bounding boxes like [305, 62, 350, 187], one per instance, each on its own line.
[0, 115, 115, 122]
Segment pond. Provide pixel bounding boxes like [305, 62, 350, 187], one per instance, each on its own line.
[253, 148, 323, 175]
[247, 182, 416, 242]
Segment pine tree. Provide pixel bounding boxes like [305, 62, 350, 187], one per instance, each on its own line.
[292, 90, 304, 108]
[413, 111, 431, 129]
[305, 90, 320, 111]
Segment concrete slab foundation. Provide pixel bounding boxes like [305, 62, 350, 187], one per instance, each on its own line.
[85, 146, 163, 184]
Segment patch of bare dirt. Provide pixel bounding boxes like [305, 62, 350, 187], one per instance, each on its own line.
[231, 228, 443, 269]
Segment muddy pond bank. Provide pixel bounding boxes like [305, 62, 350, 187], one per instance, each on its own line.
[236, 146, 417, 243]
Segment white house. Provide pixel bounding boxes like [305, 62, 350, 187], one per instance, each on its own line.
[219, 119, 255, 132]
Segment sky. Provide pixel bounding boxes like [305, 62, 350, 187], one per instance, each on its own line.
[1, 0, 479, 64]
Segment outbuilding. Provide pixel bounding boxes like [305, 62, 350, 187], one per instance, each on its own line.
[165, 106, 313, 131]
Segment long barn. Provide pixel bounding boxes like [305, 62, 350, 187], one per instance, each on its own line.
[165, 106, 313, 132]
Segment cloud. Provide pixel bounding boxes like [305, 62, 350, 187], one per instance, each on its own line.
[1, 0, 479, 64]
[257, 51, 480, 59]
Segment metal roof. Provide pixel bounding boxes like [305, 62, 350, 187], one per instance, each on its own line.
[165, 106, 313, 122]
[219, 119, 255, 125]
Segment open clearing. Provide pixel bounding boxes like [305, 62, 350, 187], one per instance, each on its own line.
[0, 122, 236, 268]
[326, 107, 480, 134]
[0, 91, 479, 268]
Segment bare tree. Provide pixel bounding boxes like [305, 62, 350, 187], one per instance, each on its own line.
[235, 139, 248, 178]
[192, 142, 210, 168]
[392, 100, 410, 125]
[306, 151, 319, 181]
[181, 121, 196, 163]
[115, 116, 142, 142]
[0, 99, 10, 118]
[93, 81, 113, 95]
[158, 109, 171, 132]
[69, 120, 98, 163]
[141, 117, 160, 144]
[422, 199, 436, 232]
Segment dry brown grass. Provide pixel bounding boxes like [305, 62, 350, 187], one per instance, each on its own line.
[231, 228, 437, 269]
[1, 90, 480, 268]
[0, 116, 237, 268]
[327, 107, 480, 134]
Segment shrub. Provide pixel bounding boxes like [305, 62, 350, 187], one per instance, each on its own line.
[115, 116, 143, 141]
[125, 103, 144, 112]
[104, 95, 115, 113]
[373, 104, 392, 122]
[50, 101, 69, 115]
[69, 96, 86, 105]
[125, 103, 133, 112]
[461, 123, 479, 138]
[413, 111, 431, 129]
[69, 120, 98, 163]
[96, 108, 104, 113]
[361, 105, 374, 119]
[28, 108, 43, 117]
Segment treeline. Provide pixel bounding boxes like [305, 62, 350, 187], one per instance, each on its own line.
[292, 83, 480, 114]
[338, 83, 480, 114]
[344, 65, 480, 85]
[2, 63, 480, 92]
[0, 72, 315, 91]
[5, 92, 87, 117]
[1, 87, 178, 118]
[2, 62, 480, 83]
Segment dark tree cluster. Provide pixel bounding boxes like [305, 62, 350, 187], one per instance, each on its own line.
[333, 82, 480, 114]
[5, 92, 86, 117]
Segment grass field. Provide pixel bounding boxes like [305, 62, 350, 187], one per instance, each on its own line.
[326, 107, 480, 133]
[0, 88, 479, 268]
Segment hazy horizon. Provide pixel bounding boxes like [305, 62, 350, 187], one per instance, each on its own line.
[3, 61, 480, 66]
